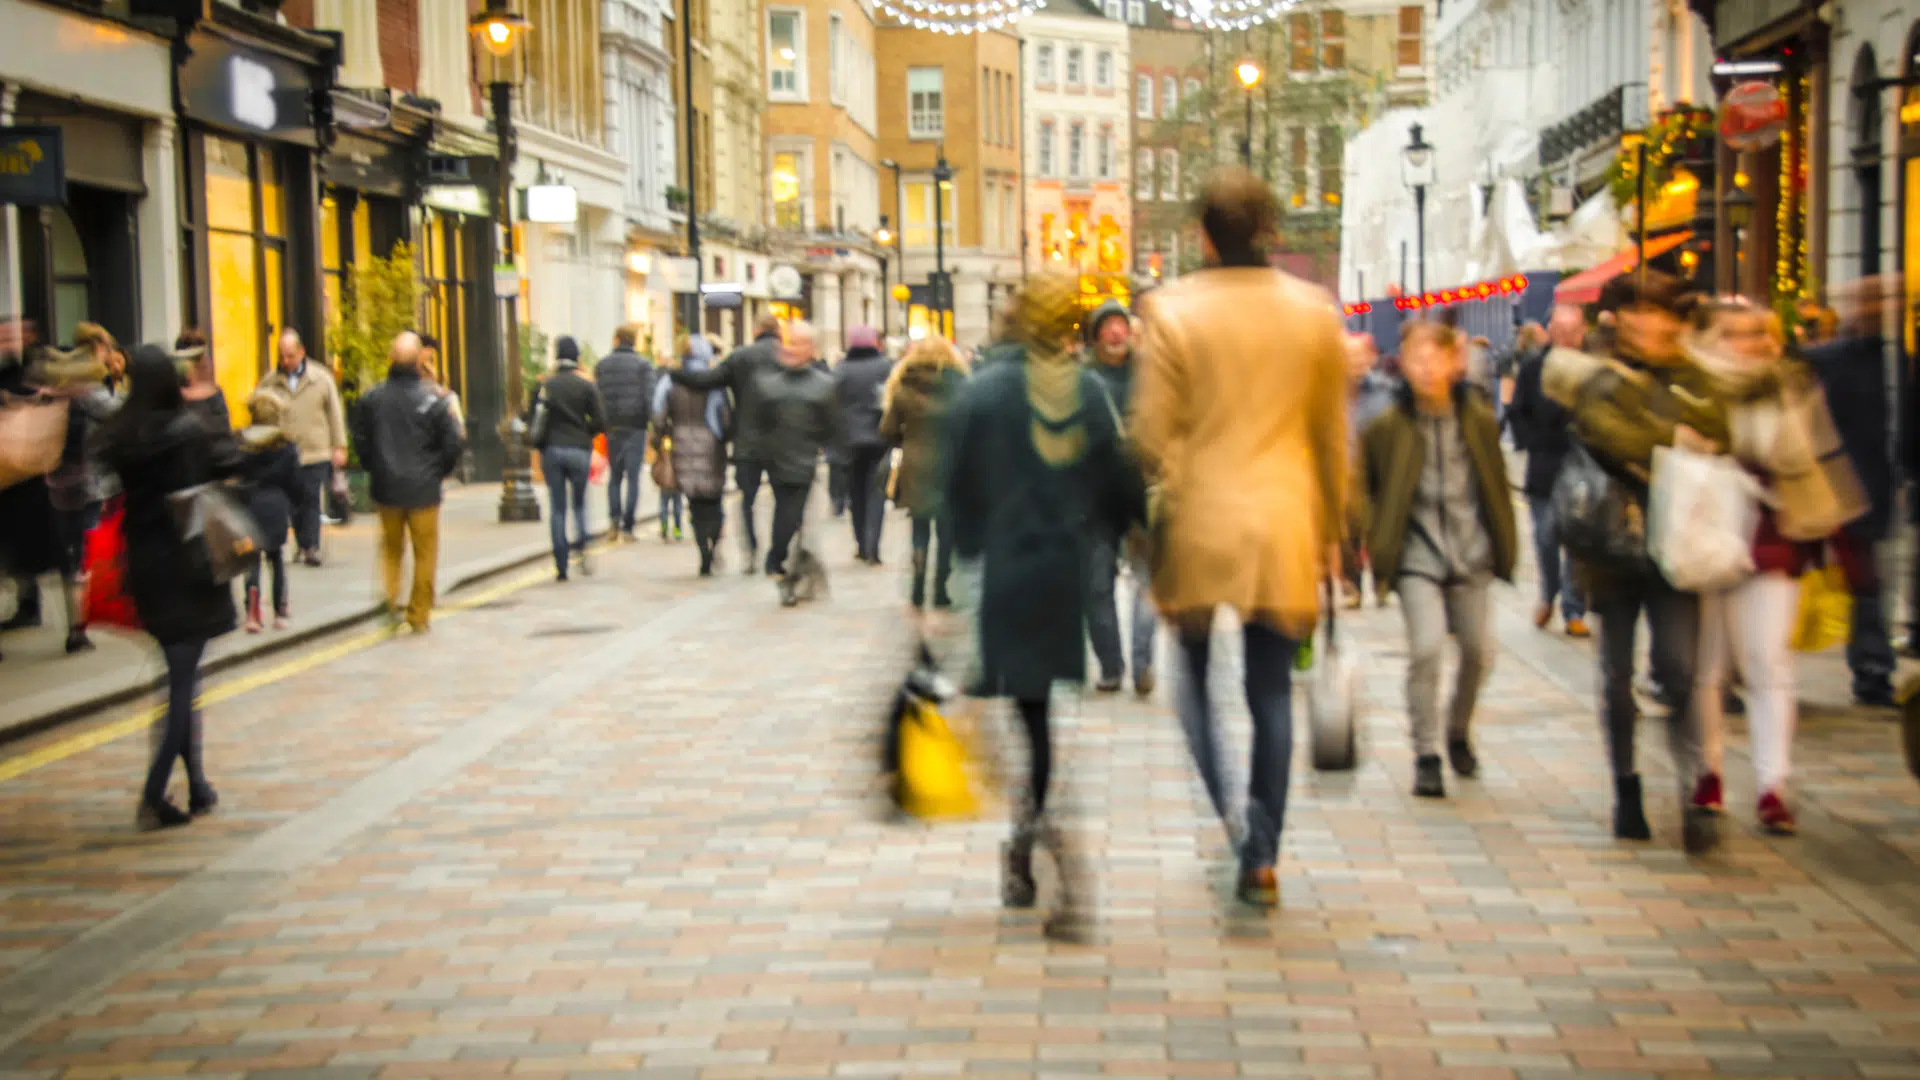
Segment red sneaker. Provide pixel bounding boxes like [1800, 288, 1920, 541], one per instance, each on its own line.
[1757, 791, 1797, 835]
[1691, 773, 1725, 815]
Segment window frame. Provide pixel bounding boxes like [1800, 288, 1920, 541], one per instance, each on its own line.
[1397, 5, 1424, 72]
[766, 8, 807, 101]
[1159, 147, 1179, 202]
[828, 12, 844, 106]
[1320, 9, 1346, 70]
[1289, 12, 1315, 74]
[1065, 45, 1084, 87]
[1135, 71, 1153, 118]
[1037, 118, 1056, 176]
[901, 175, 957, 248]
[1096, 49, 1113, 89]
[1135, 146, 1153, 199]
[769, 139, 812, 230]
[1096, 125, 1113, 179]
[907, 66, 944, 139]
[1126, 0, 1144, 25]
[1161, 73, 1177, 115]
[1036, 43, 1055, 85]
[1067, 120, 1085, 178]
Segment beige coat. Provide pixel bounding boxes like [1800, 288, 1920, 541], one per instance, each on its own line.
[1133, 267, 1349, 638]
[251, 364, 346, 466]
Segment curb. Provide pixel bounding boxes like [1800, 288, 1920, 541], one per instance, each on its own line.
[0, 516, 644, 747]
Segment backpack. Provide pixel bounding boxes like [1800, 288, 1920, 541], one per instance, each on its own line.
[1551, 441, 1654, 574]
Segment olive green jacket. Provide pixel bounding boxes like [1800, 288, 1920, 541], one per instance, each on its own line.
[1360, 387, 1518, 588]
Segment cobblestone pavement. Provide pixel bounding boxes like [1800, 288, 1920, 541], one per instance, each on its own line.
[1, 494, 1918, 1080]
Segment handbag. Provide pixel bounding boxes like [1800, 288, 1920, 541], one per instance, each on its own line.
[1305, 578, 1359, 771]
[81, 498, 141, 631]
[166, 483, 265, 585]
[1645, 446, 1760, 592]
[0, 396, 70, 490]
[326, 468, 353, 525]
[1551, 442, 1654, 574]
[883, 643, 982, 821]
[650, 434, 678, 492]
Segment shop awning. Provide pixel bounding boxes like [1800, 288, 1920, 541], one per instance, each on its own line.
[1552, 231, 1692, 304]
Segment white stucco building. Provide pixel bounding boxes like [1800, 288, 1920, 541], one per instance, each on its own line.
[1020, 0, 1133, 293]
[605, 0, 680, 356]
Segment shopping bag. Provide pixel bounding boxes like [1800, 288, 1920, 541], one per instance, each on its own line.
[1791, 565, 1851, 653]
[0, 397, 69, 491]
[650, 435, 678, 492]
[166, 483, 265, 586]
[1646, 446, 1760, 592]
[325, 468, 353, 525]
[1305, 578, 1359, 771]
[81, 500, 140, 631]
[589, 449, 608, 484]
[883, 644, 981, 821]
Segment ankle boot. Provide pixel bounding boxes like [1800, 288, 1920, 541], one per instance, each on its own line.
[1038, 819, 1091, 943]
[909, 550, 929, 609]
[1002, 818, 1038, 909]
[1613, 774, 1652, 841]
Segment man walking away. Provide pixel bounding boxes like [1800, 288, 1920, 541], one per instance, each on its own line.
[835, 325, 893, 564]
[249, 329, 346, 566]
[350, 332, 465, 632]
[1508, 305, 1589, 637]
[672, 315, 785, 570]
[596, 324, 655, 543]
[746, 321, 839, 604]
[1133, 169, 1349, 908]
[535, 336, 606, 581]
[1361, 321, 1516, 798]
[1082, 298, 1158, 696]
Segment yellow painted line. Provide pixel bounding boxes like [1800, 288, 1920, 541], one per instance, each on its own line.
[0, 550, 593, 785]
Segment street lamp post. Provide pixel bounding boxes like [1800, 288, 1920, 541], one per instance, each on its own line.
[875, 217, 893, 339]
[1401, 122, 1435, 296]
[933, 150, 952, 336]
[472, 0, 539, 523]
[880, 157, 905, 330]
[1235, 61, 1262, 168]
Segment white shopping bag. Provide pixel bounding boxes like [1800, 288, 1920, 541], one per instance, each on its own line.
[1305, 579, 1359, 772]
[1646, 445, 1762, 593]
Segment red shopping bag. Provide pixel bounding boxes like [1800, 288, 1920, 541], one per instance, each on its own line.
[589, 449, 608, 484]
[82, 500, 141, 631]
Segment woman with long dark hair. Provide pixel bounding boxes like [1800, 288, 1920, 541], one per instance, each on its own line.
[98, 344, 245, 829]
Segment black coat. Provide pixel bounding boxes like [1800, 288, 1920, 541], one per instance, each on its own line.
[1504, 345, 1573, 498]
[0, 360, 60, 578]
[534, 364, 606, 452]
[1806, 335, 1895, 539]
[351, 368, 465, 509]
[595, 347, 655, 433]
[100, 412, 243, 646]
[671, 332, 783, 464]
[241, 441, 302, 546]
[747, 363, 841, 487]
[833, 347, 893, 452]
[943, 363, 1146, 700]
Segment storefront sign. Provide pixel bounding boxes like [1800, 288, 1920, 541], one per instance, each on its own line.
[662, 256, 699, 291]
[769, 265, 804, 300]
[1720, 81, 1787, 150]
[423, 183, 489, 216]
[701, 282, 744, 309]
[178, 30, 318, 143]
[523, 184, 578, 224]
[493, 264, 522, 300]
[0, 126, 65, 206]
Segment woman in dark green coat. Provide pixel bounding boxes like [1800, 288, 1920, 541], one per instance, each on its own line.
[942, 269, 1146, 940]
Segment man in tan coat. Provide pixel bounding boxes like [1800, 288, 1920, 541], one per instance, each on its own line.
[1132, 169, 1349, 909]
[249, 329, 347, 565]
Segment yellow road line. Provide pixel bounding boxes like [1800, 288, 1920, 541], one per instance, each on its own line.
[0, 555, 578, 785]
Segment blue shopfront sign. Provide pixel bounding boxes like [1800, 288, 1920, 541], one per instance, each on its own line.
[0, 126, 66, 206]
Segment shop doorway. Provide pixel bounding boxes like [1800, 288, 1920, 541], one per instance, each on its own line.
[17, 185, 137, 347]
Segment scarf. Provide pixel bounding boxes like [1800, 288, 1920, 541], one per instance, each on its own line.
[1018, 270, 1091, 468]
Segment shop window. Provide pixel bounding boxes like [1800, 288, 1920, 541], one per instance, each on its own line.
[201, 134, 291, 425]
[49, 210, 89, 347]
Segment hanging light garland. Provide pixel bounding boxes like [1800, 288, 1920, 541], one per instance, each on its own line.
[877, 0, 1299, 37]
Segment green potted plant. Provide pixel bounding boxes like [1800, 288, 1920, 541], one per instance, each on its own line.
[326, 241, 422, 512]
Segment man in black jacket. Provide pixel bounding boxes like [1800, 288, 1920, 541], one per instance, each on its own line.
[595, 324, 654, 541]
[1505, 305, 1588, 638]
[534, 336, 607, 581]
[350, 331, 466, 632]
[748, 321, 840, 603]
[834, 325, 892, 563]
[673, 314, 784, 571]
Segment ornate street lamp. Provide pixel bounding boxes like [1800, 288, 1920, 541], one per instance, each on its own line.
[1235, 61, 1262, 168]
[933, 151, 954, 334]
[471, 0, 539, 522]
[1401, 122, 1435, 296]
[875, 217, 893, 339]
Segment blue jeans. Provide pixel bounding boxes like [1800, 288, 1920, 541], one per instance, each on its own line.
[145, 639, 209, 806]
[1177, 619, 1297, 871]
[1528, 494, 1585, 621]
[1087, 532, 1156, 682]
[660, 490, 683, 534]
[544, 445, 592, 573]
[606, 429, 646, 534]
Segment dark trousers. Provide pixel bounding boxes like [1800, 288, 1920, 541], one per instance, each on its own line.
[735, 460, 765, 553]
[766, 482, 810, 576]
[293, 462, 330, 553]
[828, 462, 850, 515]
[1177, 620, 1297, 871]
[690, 496, 724, 572]
[909, 513, 954, 608]
[1016, 697, 1052, 815]
[244, 548, 288, 614]
[544, 445, 592, 573]
[1087, 531, 1156, 681]
[1528, 494, 1586, 620]
[1594, 577, 1702, 798]
[145, 639, 210, 806]
[606, 429, 646, 533]
[1849, 566, 1895, 700]
[846, 445, 889, 560]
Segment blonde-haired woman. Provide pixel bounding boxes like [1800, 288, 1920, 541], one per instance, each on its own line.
[880, 335, 968, 608]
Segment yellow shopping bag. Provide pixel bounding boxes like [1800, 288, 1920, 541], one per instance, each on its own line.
[896, 698, 981, 821]
[1791, 565, 1852, 653]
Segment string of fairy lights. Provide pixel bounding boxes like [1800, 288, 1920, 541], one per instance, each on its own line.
[878, 0, 1302, 35]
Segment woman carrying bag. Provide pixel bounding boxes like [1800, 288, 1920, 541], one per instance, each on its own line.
[98, 344, 247, 830]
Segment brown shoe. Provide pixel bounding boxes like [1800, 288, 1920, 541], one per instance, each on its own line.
[1565, 618, 1591, 639]
[1236, 865, 1279, 909]
[1533, 604, 1552, 629]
